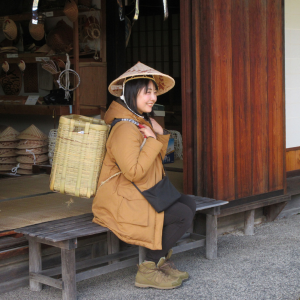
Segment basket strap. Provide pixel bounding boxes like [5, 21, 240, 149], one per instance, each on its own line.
[60, 119, 75, 194]
[75, 121, 91, 197]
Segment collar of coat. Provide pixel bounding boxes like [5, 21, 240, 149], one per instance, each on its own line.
[104, 99, 153, 129]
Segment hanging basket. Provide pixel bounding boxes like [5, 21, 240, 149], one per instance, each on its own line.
[50, 115, 110, 198]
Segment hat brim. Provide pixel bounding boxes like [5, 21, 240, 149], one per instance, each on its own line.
[108, 62, 175, 97]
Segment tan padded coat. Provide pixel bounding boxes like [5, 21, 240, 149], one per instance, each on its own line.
[92, 101, 170, 250]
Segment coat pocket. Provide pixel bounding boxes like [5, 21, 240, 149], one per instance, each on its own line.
[117, 187, 149, 226]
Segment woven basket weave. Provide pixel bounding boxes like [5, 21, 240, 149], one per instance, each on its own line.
[50, 115, 110, 198]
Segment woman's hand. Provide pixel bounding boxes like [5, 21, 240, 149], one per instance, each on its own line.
[150, 118, 164, 135]
[139, 124, 157, 139]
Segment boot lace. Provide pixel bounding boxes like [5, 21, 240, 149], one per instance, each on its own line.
[137, 263, 176, 283]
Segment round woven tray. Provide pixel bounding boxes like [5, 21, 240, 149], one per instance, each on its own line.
[0, 148, 16, 157]
[0, 156, 17, 164]
[0, 141, 18, 149]
[0, 163, 16, 171]
[16, 154, 48, 164]
[16, 139, 48, 149]
[15, 146, 48, 155]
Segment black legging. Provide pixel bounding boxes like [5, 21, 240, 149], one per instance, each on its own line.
[145, 194, 196, 263]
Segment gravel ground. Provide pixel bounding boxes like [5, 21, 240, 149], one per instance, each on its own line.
[1, 214, 300, 300]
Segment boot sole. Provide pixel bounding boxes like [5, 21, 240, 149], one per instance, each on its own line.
[135, 282, 182, 289]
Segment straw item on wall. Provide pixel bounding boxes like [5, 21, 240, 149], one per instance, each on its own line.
[46, 20, 73, 54]
[64, 0, 78, 23]
[0, 64, 22, 95]
[50, 115, 110, 198]
[2, 18, 17, 40]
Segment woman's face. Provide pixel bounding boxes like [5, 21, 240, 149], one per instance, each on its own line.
[136, 81, 157, 114]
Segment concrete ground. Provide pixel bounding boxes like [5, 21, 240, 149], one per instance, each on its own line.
[1, 214, 300, 300]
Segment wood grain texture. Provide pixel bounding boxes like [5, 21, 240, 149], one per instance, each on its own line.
[180, 0, 194, 194]
[180, 0, 285, 201]
[286, 150, 300, 172]
[232, 0, 252, 199]
[267, 0, 285, 191]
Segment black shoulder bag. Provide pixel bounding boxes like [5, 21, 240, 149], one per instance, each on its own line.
[111, 118, 181, 213]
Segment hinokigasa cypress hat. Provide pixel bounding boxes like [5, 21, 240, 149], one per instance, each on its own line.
[0, 126, 20, 142]
[17, 124, 48, 140]
[108, 61, 175, 97]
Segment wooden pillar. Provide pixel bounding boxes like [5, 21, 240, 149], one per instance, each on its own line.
[107, 232, 120, 264]
[205, 207, 220, 259]
[61, 249, 76, 300]
[73, 0, 80, 115]
[106, 0, 126, 108]
[28, 237, 42, 291]
[244, 209, 255, 235]
[139, 246, 147, 264]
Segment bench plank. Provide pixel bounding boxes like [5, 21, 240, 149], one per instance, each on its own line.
[32, 221, 98, 239]
[15, 214, 93, 235]
[46, 224, 109, 242]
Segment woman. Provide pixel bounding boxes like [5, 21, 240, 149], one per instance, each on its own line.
[93, 62, 196, 289]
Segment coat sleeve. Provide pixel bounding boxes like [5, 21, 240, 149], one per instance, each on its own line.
[110, 122, 163, 182]
[156, 132, 170, 159]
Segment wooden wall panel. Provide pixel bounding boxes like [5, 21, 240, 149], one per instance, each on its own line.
[232, 0, 252, 199]
[211, 0, 235, 200]
[249, 0, 269, 195]
[180, 1, 194, 194]
[180, 0, 285, 200]
[200, 0, 213, 197]
[267, 0, 285, 190]
[286, 149, 300, 172]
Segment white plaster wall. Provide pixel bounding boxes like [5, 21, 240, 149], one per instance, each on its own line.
[285, 0, 300, 148]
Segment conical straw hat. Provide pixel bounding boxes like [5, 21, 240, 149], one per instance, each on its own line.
[0, 163, 17, 171]
[0, 126, 20, 141]
[16, 154, 48, 164]
[15, 146, 48, 155]
[0, 148, 16, 157]
[0, 156, 17, 164]
[108, 61, 175, 97]
[18, 162, 44, 170]
[0, 141, 18, 149]
[16, 139, 48, 149]
[17, 125, 48, 140]
[17, 168, 33, 175]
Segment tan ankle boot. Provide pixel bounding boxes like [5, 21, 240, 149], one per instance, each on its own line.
[135, 257, 182, 289]
[160, 250, 189, 281]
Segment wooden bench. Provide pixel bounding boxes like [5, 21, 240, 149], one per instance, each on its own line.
[15, 196, 228, 300]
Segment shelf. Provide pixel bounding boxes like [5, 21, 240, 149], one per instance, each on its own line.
[0, 103, 102, 116]
[0, 53, 102, 64]
[3, 8, 99, 22]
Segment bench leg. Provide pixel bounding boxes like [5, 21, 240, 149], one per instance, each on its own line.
[244, 210, 255, 235]
[206, 214, 218, 259]
[28, 237, 42, 291]
[107, 232, 120, 264]
[139, 246, 147, 264]
[61, 248, 76, 300]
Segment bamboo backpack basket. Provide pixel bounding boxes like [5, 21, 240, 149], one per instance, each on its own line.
[49, 115, 110, 198]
